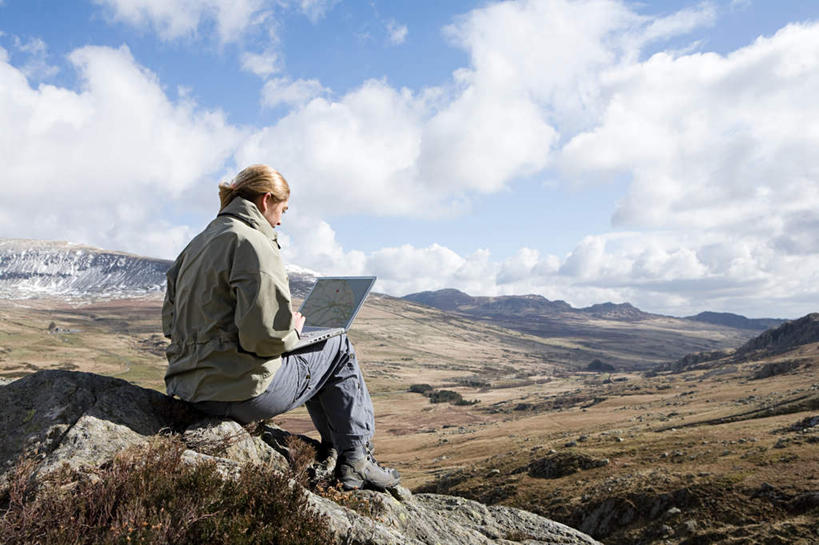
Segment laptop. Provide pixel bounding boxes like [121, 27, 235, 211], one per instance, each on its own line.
[287, 276, 376, 351]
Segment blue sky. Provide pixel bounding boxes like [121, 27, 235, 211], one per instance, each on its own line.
[1, 0, 818, 318]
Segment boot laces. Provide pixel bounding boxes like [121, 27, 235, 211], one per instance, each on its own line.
[364, 442, 397, 475]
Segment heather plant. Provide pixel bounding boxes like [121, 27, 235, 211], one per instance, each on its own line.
[283, 435, 317, 487]
[0, 436, 332, 545]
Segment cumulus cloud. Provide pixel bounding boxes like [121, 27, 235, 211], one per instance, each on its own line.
[237, 79, 428, 216]
[295, 0, 339, 23]
[730, 0, 752, 11]
[236, 0, 719, 219]
[241, 50, 281, 78]
[93, 0, 329, 80]
[93, 0, 266, 43]
[279, 216, 818, 317]
[0, 44, 241, 257]
[386, 20, 408, 45]
[12, 36, 59, 80]
[261, 77, 327, 108]
[5, 0, 819, 317]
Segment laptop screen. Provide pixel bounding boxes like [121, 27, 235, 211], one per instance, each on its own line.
[298, 276, 376, 329]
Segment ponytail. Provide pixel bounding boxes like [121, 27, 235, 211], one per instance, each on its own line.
[218, 183, 238, 210]
[218, 164, 290, 211]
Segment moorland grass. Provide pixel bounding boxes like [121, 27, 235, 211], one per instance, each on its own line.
[0, 436, 332, 545]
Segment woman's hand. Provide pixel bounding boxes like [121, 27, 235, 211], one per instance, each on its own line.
[293, 311, 306, 334]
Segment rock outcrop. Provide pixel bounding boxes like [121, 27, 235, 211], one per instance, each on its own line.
[0, 370, 601, 545]
[734, 313, 819, 360]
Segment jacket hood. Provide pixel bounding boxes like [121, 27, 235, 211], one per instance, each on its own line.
[218, 197, 278, 242]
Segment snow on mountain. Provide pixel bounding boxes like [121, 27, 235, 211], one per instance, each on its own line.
[0, 239, 171, 298]
[0, 239, 317, 299]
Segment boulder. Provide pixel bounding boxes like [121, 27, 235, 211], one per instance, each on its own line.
[525, 452, 610, 479]
[0, 370, 601, 545]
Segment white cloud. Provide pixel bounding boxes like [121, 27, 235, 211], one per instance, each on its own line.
[237, 79, 428, 216]
[279, 213, 367, 275]
[261, 77, 327, 108]
[230, 1, 819, 316]
[730, 0, 752, 11]
[386, 20, 408, 45]
[635, 3, 717, 50]
[93, 0, 266, 43]
[93, 0, 337, 45]
[5, 1, 819, 318]
[0, 44, 241, 258]
[560, 22, 819, 237]
[296, 0, 339, 23]
[240, 50, 281, 77]
[278, 216, 817, 317]
[13, 36, 59, 80]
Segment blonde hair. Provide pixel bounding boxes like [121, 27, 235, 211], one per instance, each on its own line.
[218, 164, 290, 211]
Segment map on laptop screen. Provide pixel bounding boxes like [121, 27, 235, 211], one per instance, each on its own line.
[299, 277, 375, 329]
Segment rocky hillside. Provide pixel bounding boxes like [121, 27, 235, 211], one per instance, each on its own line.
[665, 312, 819, 373]
[734, 313, 819, 360]
[0, 239, 171, 298]
[0, 370, 600, 545]
[685, 311, 784, 331]
[579, 302, 650, 321]
[0, 239, 316, 299]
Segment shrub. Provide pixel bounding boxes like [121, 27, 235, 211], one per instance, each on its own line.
[0, 436, 332, 545]
[284, 435, 317, 487]
[408, 383, 434, 394]
[428, 390, 462, 404]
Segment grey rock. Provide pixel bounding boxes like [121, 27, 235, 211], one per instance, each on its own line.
[579, 497, 637, 537]
[180, 448, 242, 480]
[527, 452, 610, 479]
[0, 370, 601, 545]
[0, 369, 197, 483]
[183, 418, 289, 472]
[389, 485, 414, 502]
[677, 519, 698, 535]
[309, 490, 601, 545]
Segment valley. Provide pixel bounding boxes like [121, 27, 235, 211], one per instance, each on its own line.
[0, 295, 816, 544]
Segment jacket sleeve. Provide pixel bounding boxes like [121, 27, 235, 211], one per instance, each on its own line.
[162, 255, 182, 339]
[230, 238, 300, 357]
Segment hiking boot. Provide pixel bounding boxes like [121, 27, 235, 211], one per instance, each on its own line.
[337, 445, 400, 491]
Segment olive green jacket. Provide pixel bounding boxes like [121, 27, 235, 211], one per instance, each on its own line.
[162, 197, 300, 402]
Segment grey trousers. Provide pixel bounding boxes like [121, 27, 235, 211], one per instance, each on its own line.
[193, 334, 374, 452]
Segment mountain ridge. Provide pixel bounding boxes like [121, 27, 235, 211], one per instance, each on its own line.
[0, 239, 788, 328]
[666, 312, 819, 373]
[402, 287, 783, 325]
[684, 311, 784, 331]
[0, 238, 316, 298]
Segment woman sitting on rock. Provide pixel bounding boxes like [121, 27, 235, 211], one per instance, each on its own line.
[162, 164, 399, 491]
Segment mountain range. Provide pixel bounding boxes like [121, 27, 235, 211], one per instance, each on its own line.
[0, 238, 784, 330]
[401, 288, 782, 330]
